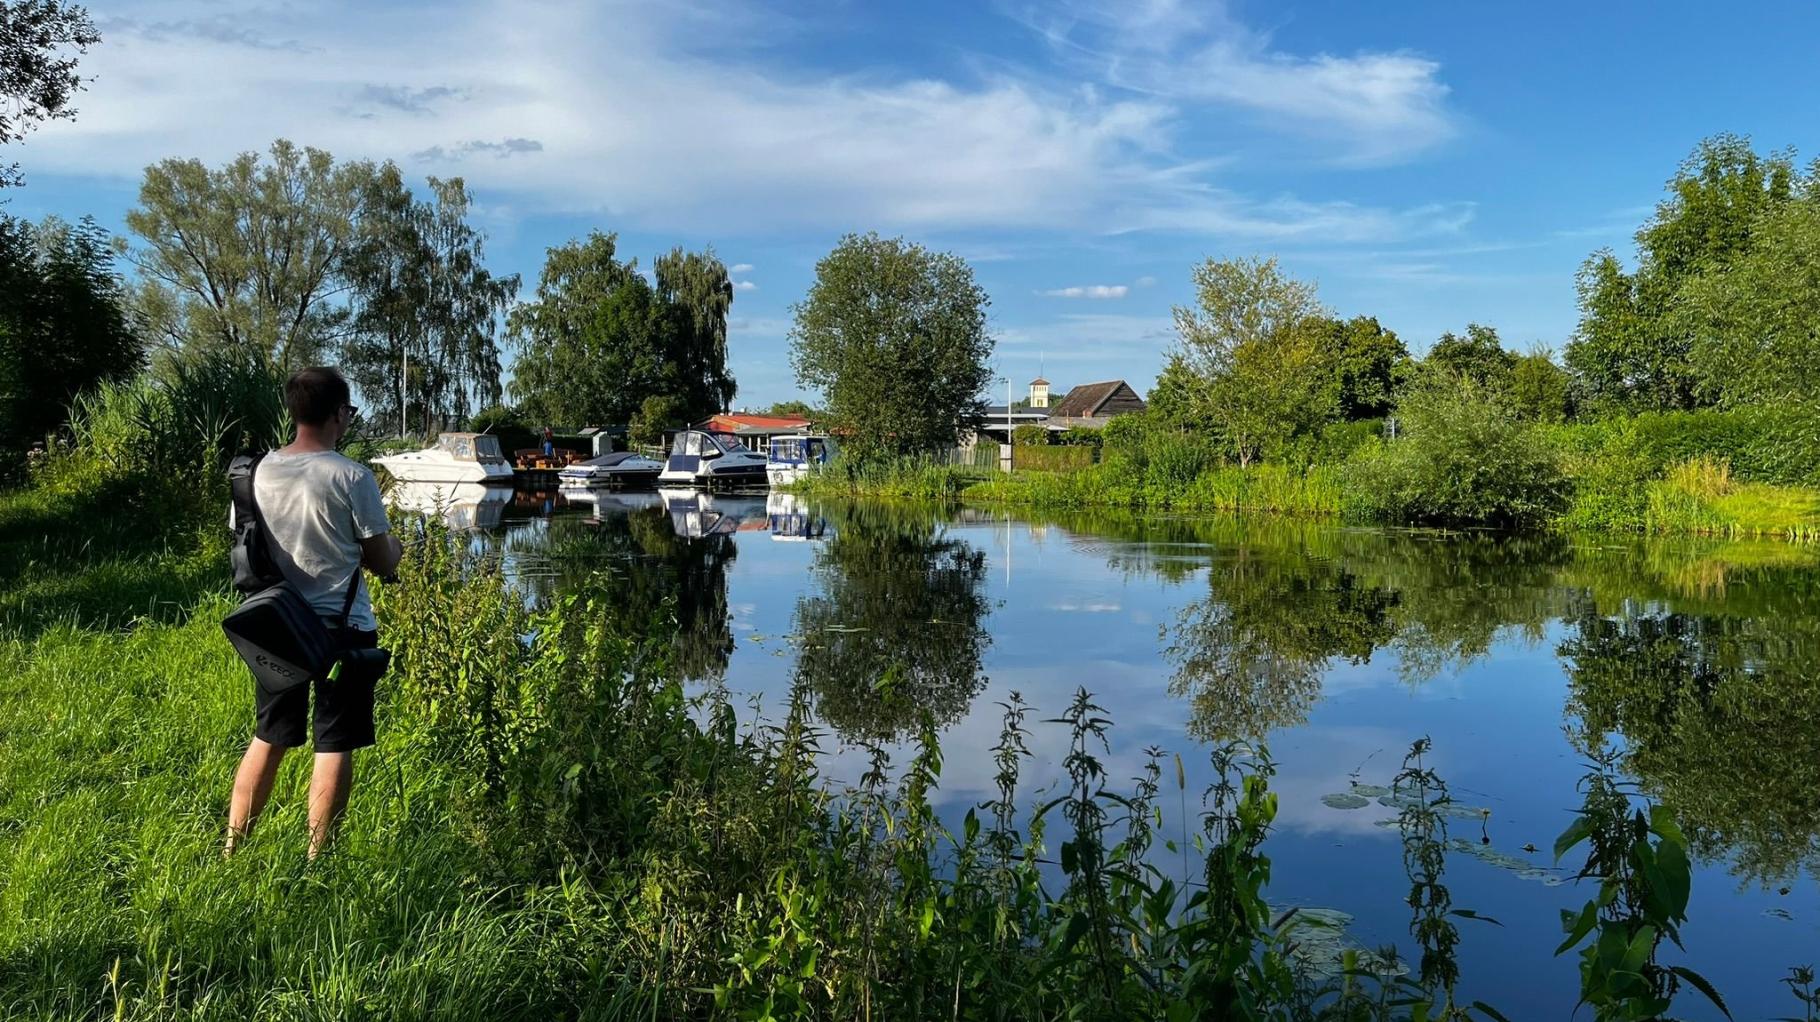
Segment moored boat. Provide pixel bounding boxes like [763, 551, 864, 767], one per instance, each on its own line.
[658, 430, 770, 489]
[765, 434, 839, 487]
[374, 433, 515, 485]
[557, 450, 664, 488]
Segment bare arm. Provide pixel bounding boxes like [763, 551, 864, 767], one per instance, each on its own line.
[360, 533, 403, 577]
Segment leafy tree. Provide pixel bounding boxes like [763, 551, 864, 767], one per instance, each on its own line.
[790, 233, 992, 460]
[341, 168, 518, 434]
[1423, 323, 1515, 390]
[509, 232, 737, 429]
[1313, 315, 1407, 420]
[0, 214, 142, 472]
[629, 393, 687, 448]
[125, 140, 372, 370]
[654, 247, 737, 415]
[1170, 257, 1333, 467]
[1675, 186, 1820, 406]
[0, 0, 98, 187]
[1566, 134, 1796, 412]
[1509, 346, 1571, 422]
[759, 399, 819, 419]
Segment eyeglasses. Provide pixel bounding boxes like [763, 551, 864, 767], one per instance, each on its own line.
[342, 403, 359, 419]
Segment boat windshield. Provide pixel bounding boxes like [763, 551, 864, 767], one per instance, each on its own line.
[709, 433, 747, 454]
[436, 434, 504, 462]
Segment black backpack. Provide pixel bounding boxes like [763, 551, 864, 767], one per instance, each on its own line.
[221, 451, 365, 695]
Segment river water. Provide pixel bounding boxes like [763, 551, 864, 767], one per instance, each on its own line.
[397, 483, 1820, 1019]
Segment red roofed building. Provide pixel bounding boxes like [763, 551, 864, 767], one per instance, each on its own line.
[695, 412, 815, 455]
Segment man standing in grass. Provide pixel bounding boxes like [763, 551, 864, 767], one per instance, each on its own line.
[225, 367, 403, 858]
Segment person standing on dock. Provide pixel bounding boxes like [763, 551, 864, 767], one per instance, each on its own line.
[225, 367, 404, 859]
[542, 425, 555, 461]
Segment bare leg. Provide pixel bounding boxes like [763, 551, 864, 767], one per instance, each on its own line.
[227, 738, 287, 856]
[307, 751, 355, 859]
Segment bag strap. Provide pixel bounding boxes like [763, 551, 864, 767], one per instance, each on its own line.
[246, 452, 363, 630]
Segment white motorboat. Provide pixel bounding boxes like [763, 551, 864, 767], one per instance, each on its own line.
[374, 433, 514, 485]
[386, 481, 513, 530]
[557, 450, 664, 488]
[765, 434, 839, 487]
[658, 430, 770, 489]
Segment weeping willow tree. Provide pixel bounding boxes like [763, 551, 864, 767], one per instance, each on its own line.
[341, 168, 518, 434]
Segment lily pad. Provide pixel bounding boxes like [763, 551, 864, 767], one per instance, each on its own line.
[1320, 792, 1371, 810]
[1349, 783, 1391, 798]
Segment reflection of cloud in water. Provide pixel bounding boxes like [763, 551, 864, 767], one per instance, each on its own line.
[1047, 601, 1122, 612]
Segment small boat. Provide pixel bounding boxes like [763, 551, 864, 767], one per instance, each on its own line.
[557, 450, 664, 488]
[765, 434, 839, 487]
[558, 486, 664, 515]
[374, 432, 514, 485]
[658, 430, 770, 489]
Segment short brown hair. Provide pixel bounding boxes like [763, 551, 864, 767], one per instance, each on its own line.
[285, 367, 351, 427]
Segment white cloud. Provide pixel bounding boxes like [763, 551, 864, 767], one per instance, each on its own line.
[1019, 0, 1458, 164]
[1134, 275, 1157, 287]
[730, 263, 755, 273]
[26, 0, 1464, 239]
[1040, 284, 1128, 299]
[733, 279, 757, 291]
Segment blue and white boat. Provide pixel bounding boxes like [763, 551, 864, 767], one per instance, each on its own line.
[765, 434, 839, 487]
[557, 450, 664, 488]
[658, 430, 770, 489]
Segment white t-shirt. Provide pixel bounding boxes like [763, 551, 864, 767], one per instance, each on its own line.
[234, 450, 390, 631]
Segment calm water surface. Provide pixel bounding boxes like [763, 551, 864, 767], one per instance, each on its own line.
[398, 483, 1820, 1019]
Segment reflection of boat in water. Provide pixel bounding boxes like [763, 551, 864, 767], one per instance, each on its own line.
[765, 492, 829, 542]
[374, 432, 515, 484]
[558, 486, 664, 515]
[557, 450, 665, 488]
[661, 488, 769, 539]
[658, 430, 770, 489]
[387, 481, 514, 530]
[766, 434, 839, 487]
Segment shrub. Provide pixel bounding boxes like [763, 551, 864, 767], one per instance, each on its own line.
[1011, 423, 1048, 447]
[468, 403, 536, 453]
[1346, 375, 1568, 527]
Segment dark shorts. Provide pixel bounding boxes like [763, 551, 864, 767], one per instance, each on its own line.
[254, 628, 380, 753]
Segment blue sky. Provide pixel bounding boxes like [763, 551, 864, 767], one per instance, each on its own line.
[8, 0, 1820, 407]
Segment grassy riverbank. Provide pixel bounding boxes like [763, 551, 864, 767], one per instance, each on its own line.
[793, 407, 1820, 541]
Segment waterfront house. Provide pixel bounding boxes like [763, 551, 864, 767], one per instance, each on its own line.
[695, 412, 815, 455]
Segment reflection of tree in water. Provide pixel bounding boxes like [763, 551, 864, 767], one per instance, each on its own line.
[792, 504, 991, 743]
[498, 507, 738, 683]
[1562, 597, 1820, 883]
[1167, 544, 1398, 740]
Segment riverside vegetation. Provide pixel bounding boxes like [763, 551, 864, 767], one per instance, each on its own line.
[2, 355, 1802, 1019]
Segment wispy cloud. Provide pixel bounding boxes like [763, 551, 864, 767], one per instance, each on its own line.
[730, 263, 754, 273]
[37, 0, 1462, 239]
[734, 279, 757, 291]
[1040, 284, 1128, 299]
[1017, 0, 1458, 164]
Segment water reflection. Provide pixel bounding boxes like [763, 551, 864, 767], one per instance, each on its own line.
[388, 481, 514, 531]
[1561, 568, 1820, 884]
[790, 503, 992, 742]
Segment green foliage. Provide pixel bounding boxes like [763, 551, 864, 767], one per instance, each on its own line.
[1566, 134, 1798, 413]
[1170, 257, 1335, 466]
[1510, 347, 1572, 422]
[1010, 423, 1048, 446]
[67, 348, 289, 485]
[507, 232, 738, 428]
[1011, 445, 1095, 472]
[0, 0, 99, 187]
[341, 168, 518, 434]
[1316, 315, 1409, 420]
[761, 398, 819, 419]
[789, 232, 993, 460]
[126, 139, 372, 369]
[0, 213, 143, 476]
[629, 393, 689, 448]
[1346, 374, 1568, 527]
[1553, 755, 1730, 1021]
[466, 403, 535, 454]
[1424, 323, 1516, 391]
